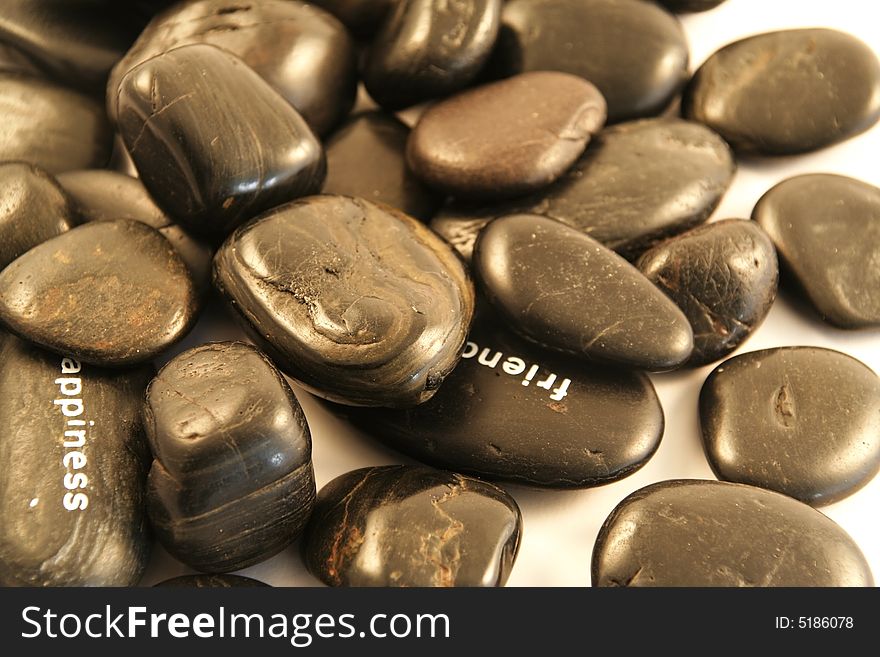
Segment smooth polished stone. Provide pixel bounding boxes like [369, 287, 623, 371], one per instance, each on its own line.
[333, 309, 664, 488]
[108, 0, 356, 137]
[324, 112, 441, 221]
[637, 220, 778, 366]
[0, 42, 41, 77]
[363, 0, 502, 110]
[592, 480, 874, 586]
[684, 29, 880, 154]
[407, 72, 606, 200]
[0, 73, 112, 174]
[0, 162, 77, 272]
[659, 0, 726, 11]
[474, 214, 693, 371]
[753, 174, 880, 328]
[312, 0, 396, 36]
[303, 465, 522, 587]
[117, 44, 326, 243]
[700, 347, 880, 506]
[431, 119, 736, 261]
[58, 170, 213, 297]
[145, 342, 315, 572]
[155, 574, 269, 587]
[213, 195, 475, 407]
[0, 335, 153, 586]
[0, 220, 197, 367]
[490, 0, 688, 122]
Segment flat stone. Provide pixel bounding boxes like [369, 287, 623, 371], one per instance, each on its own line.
[108, 0, 357, 136]
[752, 174, 880, 328]
[0, 162, 77, 272]
[592, 479, 874, 586]
[57, 170, 213, 298]
[490, 0, 688, 122]
[683, 29, 880, 154]
[700, 347, 880, 506]
[637, 220, 778, 366]
[0, 73, 112, 174]
[155, 574, 269, 587]
[659, 0, 726, 11]
[333, 308, 664, 488]
[117, 44, 326, 243]
[363, 0, 502, 110]
[407, 72, 606, 201]
[0, 334, 153, 586]
[431, 119, 736, 261]
[0, 220, 198, 367]
[474, 214, 694, 371]
[145, 342, 316, 572]
[303, 465, 522, 586]
[323, 112, 441, 221]
[213, 195, 475, 407]
[312, 0, 396, 36]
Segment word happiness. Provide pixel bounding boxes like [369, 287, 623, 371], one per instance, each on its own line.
[461, 341, 571, 401]
[53, 357, 91, 511]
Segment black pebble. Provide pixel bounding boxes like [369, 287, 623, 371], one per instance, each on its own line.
[155, 574, 270, 587]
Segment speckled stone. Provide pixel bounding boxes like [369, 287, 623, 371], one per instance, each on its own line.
[637, 220, 778, 366]
[700, 347, 880, 506]
[0, 334, 153, 586]
[683, 29, 880, 154]
[593, 480, 874, 586]
[213, 195, 475, 407]
[753, 174, 880, 328]
[303, 465, 522, 587]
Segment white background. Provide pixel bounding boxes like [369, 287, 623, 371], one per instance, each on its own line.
[142, 0, 880, 587]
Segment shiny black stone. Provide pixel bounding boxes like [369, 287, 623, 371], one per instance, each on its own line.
[431, 119, 736, 261]
[0, 72, 112, 174]
[0, 162, 77, 272]
[593, 480, 874, 586]
[213, 195, 475, 408]
[489, 0, 689, 122]
[637, 220, 778, 366]
[753, 174, 880, 328]
[117, 44, 326, 243]
[145, 342, 315, 573]
[700, 347, 880, 506]
[683, 29, 880, 154]
[108, 0, 357, 136]
[155, 574, 269, 587]
[303, 465, 522, 586]
[0, 220, 198, 367]
[333, 309, 664, 488]
[363, 0, 502, 110]
[0, 334, 153, 586]
[474, 214, 694, 371]
[323, 112, 441, 221]
[659, 0, 726, 11]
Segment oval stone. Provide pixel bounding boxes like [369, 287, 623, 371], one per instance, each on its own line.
[145, 342, 316, 572]
[108, 0, 357, 136]
[700, 347, 880, 506]
[592, 480, 874, 586]
[490, 0, 688, 122]
[57, 170, 214, 298]
[0, 73, 112, 173]
[659, 0, 726, 11]
[363, 0, 502, 110]
[0, 334, 153, 586]
[303, 465, 522, 587]
[474, 214, 694, 371]
[0, 162, 77, 272]
[683, 29, 880, 154]
[637, 220, 778, 366]
[407, 72, 607, 201]
[333, 309, 664, 488]
[155, 574, 269, 587]
[431, 119, 736, 261]
[323, 112, 441, 221]
[117, 44, 326, 243]
[312, 0, 396, 36]
[0, 220, 198, 367]
[752, 174, 880, 328]
[213, 195, 475, 407]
